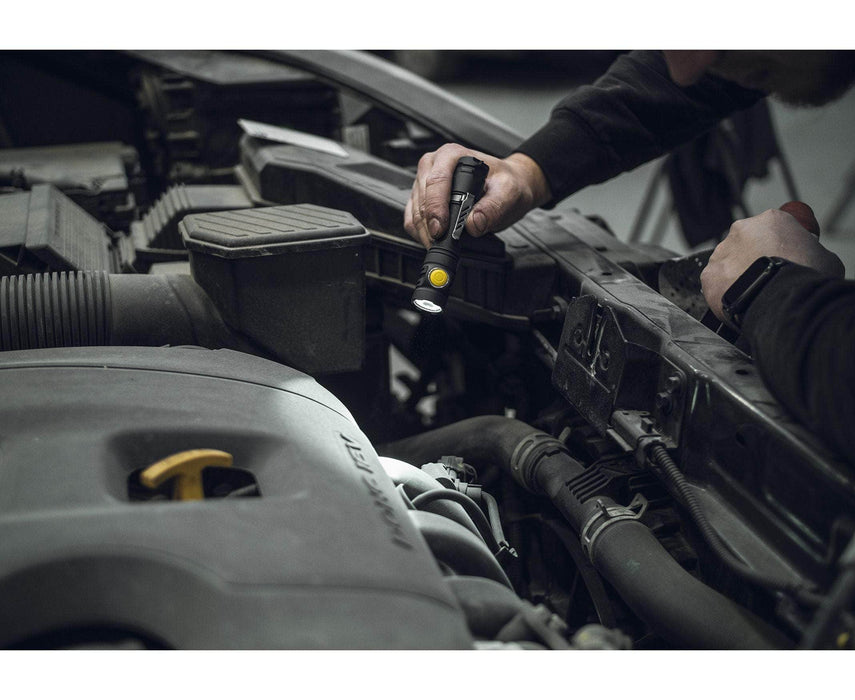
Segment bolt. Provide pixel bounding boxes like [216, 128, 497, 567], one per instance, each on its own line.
[655, 391, 673, 415]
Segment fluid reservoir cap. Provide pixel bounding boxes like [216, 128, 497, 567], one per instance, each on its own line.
[428, 267, 450, 288]
[140, 448, 234, 501]
[179, 203, 369, 258]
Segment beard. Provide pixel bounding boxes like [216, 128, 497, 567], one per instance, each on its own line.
[709, 50, 855, 107]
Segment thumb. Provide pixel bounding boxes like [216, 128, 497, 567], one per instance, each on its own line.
[779, 201, 820, 237]
[464, 194, 505, 237]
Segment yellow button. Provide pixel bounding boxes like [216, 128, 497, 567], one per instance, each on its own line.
[428, 268, 450, 288]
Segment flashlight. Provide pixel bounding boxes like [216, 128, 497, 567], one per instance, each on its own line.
[411, 156, 489, 313]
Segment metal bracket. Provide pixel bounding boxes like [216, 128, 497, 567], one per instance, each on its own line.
[609, 409, 674, 467]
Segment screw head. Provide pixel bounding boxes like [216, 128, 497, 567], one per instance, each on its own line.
[655, 391, 673, 415]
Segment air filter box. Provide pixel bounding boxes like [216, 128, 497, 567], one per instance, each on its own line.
[179, 204, 369, 375]
[0, 184, 119, 275]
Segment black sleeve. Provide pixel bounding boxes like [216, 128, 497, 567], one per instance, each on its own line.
[742, 264, 855, 461]
[514, 50, 765, 205]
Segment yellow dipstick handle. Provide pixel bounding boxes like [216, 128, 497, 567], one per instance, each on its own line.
[140, 449, 234, 501]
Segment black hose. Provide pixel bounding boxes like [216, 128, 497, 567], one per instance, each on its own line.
[0, 271, 111, 349]
[386, 415, 791, 649]
[591, 518, 790, 648]
[383, 417, 566, 482]
[407, 511, 514, 589]
[411, 489, 500, 553]
[379, 457, 484, 540]
[0, 271, 260, 354]
[526, 454, 792, 649]
[649, 444, 819, 602]
[481, 491, 512, 552]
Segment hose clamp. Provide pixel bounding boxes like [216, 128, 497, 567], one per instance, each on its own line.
[580, 493, 648, 562]
[509, 432, 569, 493]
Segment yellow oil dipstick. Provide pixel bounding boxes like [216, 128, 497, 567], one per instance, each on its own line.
[140, 449, 234, 501]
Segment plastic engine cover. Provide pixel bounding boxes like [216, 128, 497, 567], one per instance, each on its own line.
[0, 346, 472, 649]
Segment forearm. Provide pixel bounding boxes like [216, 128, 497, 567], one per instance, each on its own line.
[514, 50, 764, 204]
[742, 265, 855, 460]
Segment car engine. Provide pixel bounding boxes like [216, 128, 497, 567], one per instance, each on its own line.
[0, 49, 852, 650]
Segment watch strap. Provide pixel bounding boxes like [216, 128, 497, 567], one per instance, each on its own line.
[721, 256, 790, 331]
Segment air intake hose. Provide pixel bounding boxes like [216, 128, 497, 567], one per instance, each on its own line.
[383, 416, 791, 649]
[0, 271, 258, 353]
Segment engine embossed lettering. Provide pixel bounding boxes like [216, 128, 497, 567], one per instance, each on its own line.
[340, 433, 413, 550]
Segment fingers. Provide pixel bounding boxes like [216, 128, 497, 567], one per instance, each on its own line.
[463, 151, 551, 237]
[700, 205, 846, 320]
[421, 145, 464, 238]
[465, 187, 503, 237]
[404, 146, 549, 249]
[404, 151, 434, 248]
[779, 201, 820, 237]
[405, 143, 471, 248]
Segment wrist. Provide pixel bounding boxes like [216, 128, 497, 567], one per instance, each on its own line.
[506, 152, 552, 208]
[721, 256, 791, 331]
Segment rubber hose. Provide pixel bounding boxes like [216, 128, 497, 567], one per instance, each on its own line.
[378, 456, 483, 540]
[0, 271, 258, 353]
[407, 510, 514, 589]
[445, 575, 530, 638]
[530, 446, 792, 649]
[382, 416, 565, 476]
[386, 415, 790, 649]
[649, 444, 816, 599]
[411, 489, 500, 552]
[0, 270, 111, 349]
[591, 518, 791, 648]
[481, 492, 510, 549]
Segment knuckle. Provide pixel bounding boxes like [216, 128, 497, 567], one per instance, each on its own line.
[437, 142, 464, 157]
[425, 170, 450, 190]
[417, 151, 435, 170]
[479, 196, 504, 221]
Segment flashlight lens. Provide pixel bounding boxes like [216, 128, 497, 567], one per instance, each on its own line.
[413, 298, 443, 313]
[428, 268, 450, 288]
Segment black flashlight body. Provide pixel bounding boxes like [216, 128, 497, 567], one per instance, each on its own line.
[411, 156, 490, 313]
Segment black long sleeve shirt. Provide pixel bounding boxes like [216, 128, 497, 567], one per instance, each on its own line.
[743, 265, 855, 461]
[515, 50, 763, 204]
[514, 50, 854, 462]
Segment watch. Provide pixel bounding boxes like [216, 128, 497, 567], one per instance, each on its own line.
[721, 256, 790, 331]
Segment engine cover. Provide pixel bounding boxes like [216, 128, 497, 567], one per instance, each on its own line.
[0, 346, 472, 649]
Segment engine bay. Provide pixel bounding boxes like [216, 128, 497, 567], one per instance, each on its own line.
[0, 49, 853, 651]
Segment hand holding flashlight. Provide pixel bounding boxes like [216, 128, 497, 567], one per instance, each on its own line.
[411, 156, 489, 313]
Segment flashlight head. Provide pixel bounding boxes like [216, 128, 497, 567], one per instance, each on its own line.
[411, 242, 458, 313]
[412, 294, 445, 314]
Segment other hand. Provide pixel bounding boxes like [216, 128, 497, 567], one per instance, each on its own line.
[404, 143, 551, 248]
[701, 207, 845, 320]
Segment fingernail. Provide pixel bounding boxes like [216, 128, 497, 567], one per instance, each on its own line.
[471, 210, 487, 234]
[429, 218, 443, 239]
